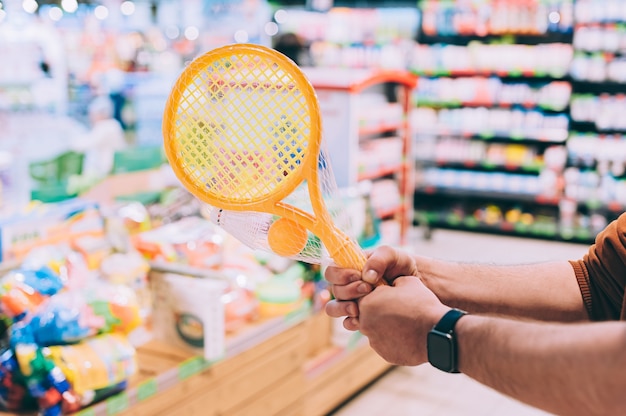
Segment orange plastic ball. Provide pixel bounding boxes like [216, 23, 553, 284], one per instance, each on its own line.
[268, 217, 308, 257]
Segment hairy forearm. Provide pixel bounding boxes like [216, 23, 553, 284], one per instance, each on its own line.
[456, 315, 626, 415]
[415, 256, 588, 322]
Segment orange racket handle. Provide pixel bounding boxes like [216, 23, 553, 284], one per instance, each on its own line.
[319, 225, 386, 287]
[325, 232, 367, 270]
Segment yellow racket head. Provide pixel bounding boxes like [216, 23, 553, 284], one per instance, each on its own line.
[162, 43, 322, 211]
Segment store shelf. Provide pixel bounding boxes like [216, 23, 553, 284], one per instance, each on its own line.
[47, 310, 390, 416]
[418, 32, 574, 47]
[416, 101, 568, 113]
[359, 123, 404, 137]
[411, 0, 575, 241]
[416, 213, 594, 244]
[376, 204, 405, 220]
[414, 130, 569, 144]
[304, 67, 417, 245]
[415, 186, 560, 206]
[571, 79, 626, 93]
[411, 70, 570, 81]
[569, 120, 626, 134]
[425, 160, 543, 174]
[70, 307, 311, 416]
[563, 6, 626, 236]
[358, 164, 405, 181]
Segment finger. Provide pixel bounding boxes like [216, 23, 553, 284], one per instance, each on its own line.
[324, 265, 361, 286]
[364, 245, 419, 284]
[343, 316, 360, 331]
[325, 299, 359, 318]
[330, 280, 373, 301]
[361, 245, 398, 284]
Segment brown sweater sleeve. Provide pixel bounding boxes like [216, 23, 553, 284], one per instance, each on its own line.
[569, 212, 626, 321]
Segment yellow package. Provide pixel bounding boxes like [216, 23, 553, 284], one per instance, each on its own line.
[47, 333, 136, 394]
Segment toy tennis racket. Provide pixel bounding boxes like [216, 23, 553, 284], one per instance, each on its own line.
[162, 43, 367, 271]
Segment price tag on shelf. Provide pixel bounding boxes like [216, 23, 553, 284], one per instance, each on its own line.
[178, 356, 206, 380]
[76, 408, 96, 416]
[137, 378, 158, 402]
[106, 392, 129, 416]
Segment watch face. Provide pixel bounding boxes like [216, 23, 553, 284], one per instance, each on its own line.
[427, 331, 455, 373]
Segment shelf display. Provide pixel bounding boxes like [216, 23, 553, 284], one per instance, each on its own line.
[273, 6, 420, 69]
[0, 199, 148, 416]
[419, 0, 574, 37]
[410, 0, 583, 242]
[565, 0, 626, 240]
[303, 67, 417, 245]
[409, 42, 573, 78]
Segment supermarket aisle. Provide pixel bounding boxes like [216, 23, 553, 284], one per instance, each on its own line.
[332, 228, 590, 416]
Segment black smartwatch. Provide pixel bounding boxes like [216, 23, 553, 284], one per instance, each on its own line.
[427, 308, 467, 373]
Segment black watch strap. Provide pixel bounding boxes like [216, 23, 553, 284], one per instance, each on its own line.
[427, 308, 468, 373]
[434, 308, 467, 334]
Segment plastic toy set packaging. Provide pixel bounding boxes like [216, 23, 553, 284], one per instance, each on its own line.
[131, 216, 226, 269]
[0, 199, 105, 265]
[0, 200, 146, 415]
[0, 262, 140, 415]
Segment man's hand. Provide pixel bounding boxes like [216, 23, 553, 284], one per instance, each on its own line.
[325, 245, 420, 330]
[357, 276, 449, 366]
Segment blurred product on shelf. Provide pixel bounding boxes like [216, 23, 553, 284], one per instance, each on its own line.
[570, 94, 626, 131]
[276, 7, 419, 69]
[150, 272, 229, 360]
[0, 255, 141, 415]
[409, 43, 574, 78]
[411, 106, 570, 142]
[420, 0, 574, 36]
[358, 137, 404, 175]
[414, 77, 572, 111]
[0, 199, 104, 265]
[255, 262, 310, 319]
[132, 216, 225, 269]
[574, 0, 626, 24]
[570, 0, 626, 83]
[146, 217, 325, 359]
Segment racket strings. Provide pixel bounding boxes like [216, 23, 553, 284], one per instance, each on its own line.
[174, 53, 312, 204]
[203, 147, 358, 266]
